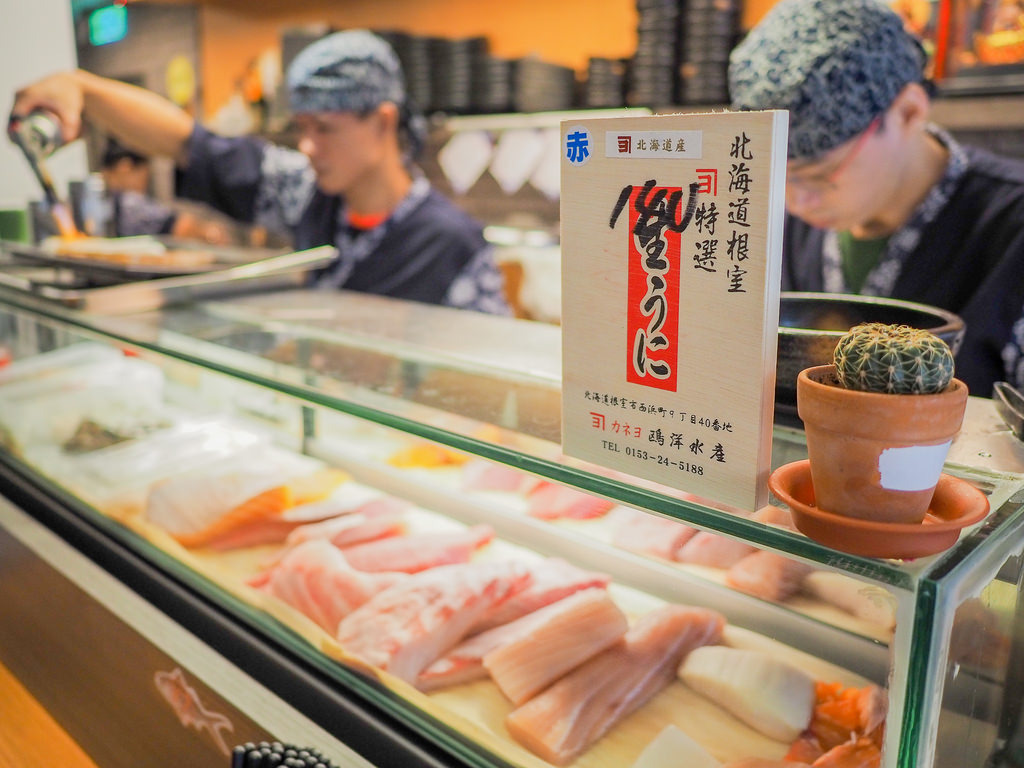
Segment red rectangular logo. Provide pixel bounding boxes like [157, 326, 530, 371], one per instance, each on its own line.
[625, 184, 681, 392]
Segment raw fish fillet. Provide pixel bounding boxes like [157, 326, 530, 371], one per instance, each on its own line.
[341, 525, 494, 573]
[950, 597, 1011, 668]
[388, 443, 469, 468]
[461, 459, 541, 494]
[484, 588, 628, 705]
[417, 591, 597, 691]
[723, 760, 812, 768]
[249, 540, 407, 633]
[504, 604, 725, 766]
[802, 572, 897, 630]
[799, 681, 887, 756]
[631, 725, 721, 768]
[526, 482, 615, 520]
[283, 484, 409, 524]
[284, 500, 408, 549]
[336, 560, 532, 684]
[750, 504, 796, 530]
[679, 646, 816, 742]
[812, 738, 881, 768]
[146, 466, 345, 549]
[725, 551, 814, 602]
[474, 557, 610, 631]
[676, 532, 756, 568]
[205, 481, 391, 550]
[612, 508, 696, 560]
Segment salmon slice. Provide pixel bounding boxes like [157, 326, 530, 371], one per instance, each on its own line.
[284, 501, 408, 549]
[484, 588, 628, 705]
[281, 483, 407, 524]
[801, 572, 897, 630]
[504, 604, 726, 766]
[387, 443, 470, 468]
[612, 508, 696, 560]
[146, 467, 346, 549]
[250, 540, 407, 633]
[461, 459, 542, 494]
[526, 482, 615, 520]
[785, 734, 825, 763]
[750, 504, 797, 529]
[474, 558, 610, 631]
[417, 593, 575, 691]
[336, 560, 532, 684]
[804, 682, 887, 753]
[812, 738, 881, 768]
[675, 532, 756, 568]
[723, 760, 813, 768]
[725, 551, 815, 602]
[341, 525, 494, 573]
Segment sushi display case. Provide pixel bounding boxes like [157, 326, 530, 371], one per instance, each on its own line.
[0, 287, 1023, 768]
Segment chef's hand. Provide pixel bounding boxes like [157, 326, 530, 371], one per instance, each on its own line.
[9, 71, 85, 145]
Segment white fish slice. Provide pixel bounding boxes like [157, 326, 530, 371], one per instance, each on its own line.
[631, 724, 720, 768]
[678, 646, 815, 742]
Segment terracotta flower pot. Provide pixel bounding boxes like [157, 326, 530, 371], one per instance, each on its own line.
[796, 364, 969, 524]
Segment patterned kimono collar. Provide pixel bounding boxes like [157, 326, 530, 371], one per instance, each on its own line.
[317, 175, 432, 289]
[821, 124, 970, 296]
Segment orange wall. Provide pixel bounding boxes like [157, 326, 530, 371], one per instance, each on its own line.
[197, 0, 639, 117]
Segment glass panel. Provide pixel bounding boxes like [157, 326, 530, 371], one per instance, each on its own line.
[4, 298, 1024, 768]
[1, 289, 1005, 587]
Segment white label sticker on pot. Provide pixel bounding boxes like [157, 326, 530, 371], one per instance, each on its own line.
[878, 441, 952, 492]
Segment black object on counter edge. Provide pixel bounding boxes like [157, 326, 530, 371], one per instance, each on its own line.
[231, 741, 338, 768]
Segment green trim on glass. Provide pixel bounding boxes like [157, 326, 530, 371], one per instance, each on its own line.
[899, 580, 937, 768]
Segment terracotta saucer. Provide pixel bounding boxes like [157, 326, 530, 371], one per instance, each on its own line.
[767, 460, 990, 559]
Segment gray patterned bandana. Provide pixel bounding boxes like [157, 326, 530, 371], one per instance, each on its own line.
[729, 0, 927, 160]
[286, 30, 406, 115]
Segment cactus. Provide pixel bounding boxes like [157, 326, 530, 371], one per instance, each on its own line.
[832, 323, 955, 394]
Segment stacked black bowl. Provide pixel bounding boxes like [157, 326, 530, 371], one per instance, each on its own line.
[514, 57, 577, 113]
[629, 0, 681, 108]
[474, 55, 516, 114]
[431, 36, 489, 114]
[378, 31, 434, 114]
[678, 0, 739, 105]
[583, 57, 627, 109]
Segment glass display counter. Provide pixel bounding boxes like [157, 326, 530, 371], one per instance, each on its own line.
[0, 287, 1022, 768]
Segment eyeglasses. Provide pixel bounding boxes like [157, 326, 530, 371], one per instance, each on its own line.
[786, 116, 882, 194]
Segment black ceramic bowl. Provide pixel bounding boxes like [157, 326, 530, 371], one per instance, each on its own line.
[776, 292, 965, 416]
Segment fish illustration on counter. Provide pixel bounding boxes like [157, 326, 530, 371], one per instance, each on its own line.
[154, 667, 234, 756]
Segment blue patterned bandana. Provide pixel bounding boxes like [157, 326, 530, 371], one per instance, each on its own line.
[286, 30, 406, 114]
[729, 0, 927, 159]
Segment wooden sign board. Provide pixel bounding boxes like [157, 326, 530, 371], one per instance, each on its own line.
[560, 111, 788, 511]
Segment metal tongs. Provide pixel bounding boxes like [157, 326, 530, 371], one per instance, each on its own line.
[6, 113, 80, 239]
[993, 381, 1024, 442]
